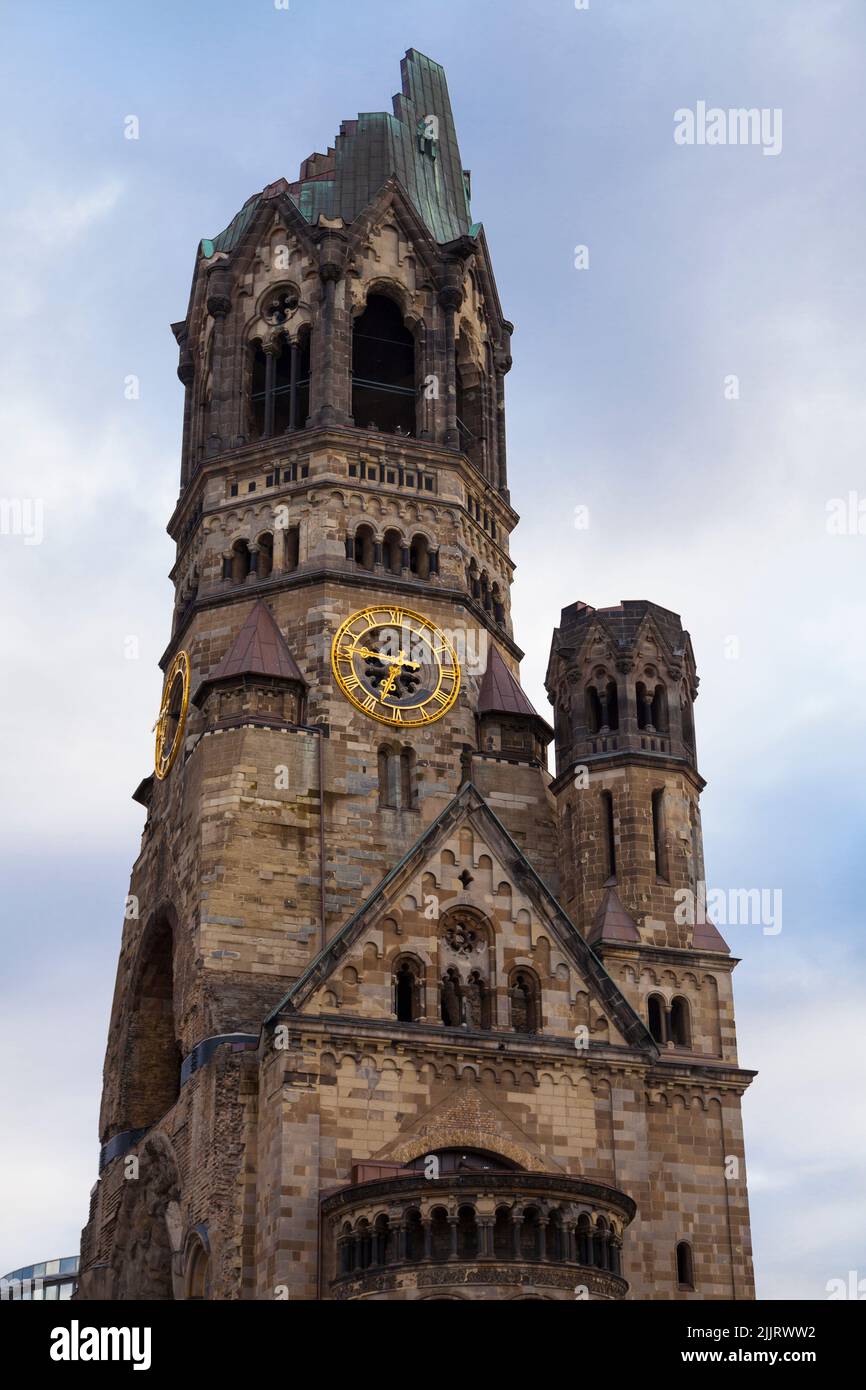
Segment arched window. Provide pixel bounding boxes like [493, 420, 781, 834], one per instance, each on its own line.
[652, 788, 669, 880]
[122, 915, 181, 1132]
[651, 683, 668, 732]
[676, 1240, 695, 1289]
[491, 583, 505, 625]
[480, 572, 491, 612]
[382, 528, 403, 575]
[352, 524, 375, 570]
[455, 326, 486, 469]
[493, 1207, 512, 1260]
[577, 1213, 593, 1265]
[467, 558, 480, 599]
[681, 692, 696, 758]
[393, 957, 422, 1023]
[463, 969, 491, 1030]
[256, 532, 273, 580]
[250, 322, 310, 440]
[521, 1207, 542, 1261]
[352, 294, 416, 435]
[440, 966, 463, 1027]
[647, 993, 667, 1044]
[405, 1209, 424, 1262]
[400, 747, 416, 807]
[670, 996, 691, 1048]
[284, 524, 300, 572]
[509, 969, 541, 1034]
[230, 540, 251, 585]
[403, 1148, 519, 1174]
[586, 685, 603, 734]
[430, 1208, 450, 1262]
[409, 534, 430, 579]
[601, 789, 617, 879]
[457, 1205, 479, 1258]
[185, 1238, 210, 1300]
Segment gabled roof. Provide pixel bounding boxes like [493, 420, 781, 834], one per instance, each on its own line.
[693, 915, 731, 953]
[192, 601, 305, 705]
[478, 647, 551, 737]
[265, 782, 657, 1055]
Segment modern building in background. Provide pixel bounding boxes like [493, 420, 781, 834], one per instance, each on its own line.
[78, 50, 754, 1300]
[2, 1256, 79, 1300]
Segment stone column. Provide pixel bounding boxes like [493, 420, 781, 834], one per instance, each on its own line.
[273, 524, 287, 574]
[494, 324, 513, 496]
[437, 281, 463, 448]
[511, 1211, 523, 1260]
[262, 337, 280, 438]
[310, 228, 351, 427]
[448, 1214, 459, 1260]
[205, 270, 232, 456]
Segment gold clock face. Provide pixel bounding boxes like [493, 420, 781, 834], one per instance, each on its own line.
[154, 650, 191, 780]
[332, 606, 460, 727]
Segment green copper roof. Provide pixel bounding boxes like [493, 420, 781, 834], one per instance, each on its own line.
[203, 50, 473, 257]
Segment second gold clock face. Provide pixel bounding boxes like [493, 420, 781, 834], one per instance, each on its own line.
[154, 649, 191, 780]
[332, 606, 460, 727]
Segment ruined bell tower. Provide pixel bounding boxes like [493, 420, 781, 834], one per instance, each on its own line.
[78, 51, 754, 1302]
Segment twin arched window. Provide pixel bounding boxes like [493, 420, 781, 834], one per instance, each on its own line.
[647, 993, 692, 1048]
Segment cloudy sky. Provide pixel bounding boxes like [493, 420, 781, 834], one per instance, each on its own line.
[1, 0, 864, 1298]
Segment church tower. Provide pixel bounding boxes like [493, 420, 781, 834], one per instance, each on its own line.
[78, 51, 754, 1302]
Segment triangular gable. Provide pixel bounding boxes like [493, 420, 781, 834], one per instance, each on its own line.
[265, 783, 655, 1054]
[373, 1080, 563, 1173]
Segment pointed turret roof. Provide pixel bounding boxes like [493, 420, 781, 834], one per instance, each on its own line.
[192, 601, 305, 704]
[587, 886, 642, 947]
[693, 915, 731, 953]
[478, 647, 553, 736]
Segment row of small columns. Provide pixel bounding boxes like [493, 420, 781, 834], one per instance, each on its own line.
[220, 529, 299, 581]
[344, 537, 440, 576]
[337, 1211, 622, 1276]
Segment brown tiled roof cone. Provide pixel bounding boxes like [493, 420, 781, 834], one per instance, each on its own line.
[587, 886, 642, 946]
[194, 601, 305, 703]
[478, 645, 544, 721]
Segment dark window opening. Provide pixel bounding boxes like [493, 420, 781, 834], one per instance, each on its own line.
[510, 970, 540, 1034]
[230, 540, 251, 585]
[353, 525, 375, 570]
[352, 295, 416, 435]
[257, 533, 273, 580]
[676, 1240, 695, 1289]
[122, 916, 181, 1131]
[652, 788, 669, 880]
[409, 534, 430, 579]
[670, 996, 691, 1048]
[601, 790, 617, 879]
[394, 960, 420, 1023]
[647, 993, 666, 1044]
[382, 529, 402, 575]
[251, 331, 311, 440]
